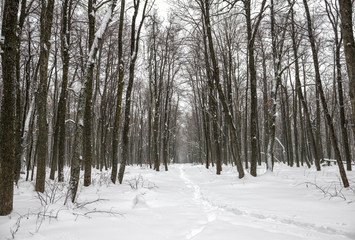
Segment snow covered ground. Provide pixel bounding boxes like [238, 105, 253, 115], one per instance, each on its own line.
[1, 163, 355, 240]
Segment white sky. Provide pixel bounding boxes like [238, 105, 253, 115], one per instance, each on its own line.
[153, 0, 171, 20]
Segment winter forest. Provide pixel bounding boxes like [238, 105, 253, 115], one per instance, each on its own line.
[0, 0, 355, 239]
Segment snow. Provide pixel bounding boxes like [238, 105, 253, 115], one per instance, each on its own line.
[65, 119, 75, 124]
[87, 2, 114, 65]
[1, 164, 355, 240]
[68, 81, 82, 94]
[78, 117, 84, 127]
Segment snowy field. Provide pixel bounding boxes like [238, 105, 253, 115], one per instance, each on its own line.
[1, 164, 355, 240]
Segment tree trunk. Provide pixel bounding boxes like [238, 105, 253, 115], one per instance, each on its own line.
[111, 0, 125, 183]
[325, 0, 352, 171]
[245, 0, 267, 176]
[36, 0, 55, 193]
[0, 0, 20, 215]
[83, 0, 96, 187]
[338, 0, 355, 138]
[57, 0, 73, 182]
[201, 10, 222, 175]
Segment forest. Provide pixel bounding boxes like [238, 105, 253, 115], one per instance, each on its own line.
[0, 0, 355, 235]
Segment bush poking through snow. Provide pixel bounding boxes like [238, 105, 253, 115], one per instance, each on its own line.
[34, 204, 67, 233]
[74, 197, 108, 210]
[8, 213, 28, 240]
[7, 173, 126, 238]
[125, 174, 157, 190]
[34, 179, 71, 233]
[303, 181, 350, 201]
[36, 180, 69, 206]
[91, 171, 111, 187]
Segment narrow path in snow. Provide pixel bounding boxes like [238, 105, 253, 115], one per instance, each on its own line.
[178, 165, 219, 239]
[177, 165, 353, 240]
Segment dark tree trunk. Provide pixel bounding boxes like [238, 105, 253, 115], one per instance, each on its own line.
[36, 0, 55, 193]
[291, 75, 300, 167]
[147, 69, 153, 169]
[315, 89, 324, 165]
[57, 0, 73, 182]
[339, 0, 355, 137]
[260, 39, 269, 165]
[325, 0, 352, 171]
[0, 0, 20, 216]
[201, 18, 222, 174]
[14, 0, 31, 185]
[162, 68, 173, 171]
[49, 0, 72, 182]
[83, 0, 96, 187]
[111, 0, 126, 184]
[244, 70, 249, 169]
[245, 0, 267, 176]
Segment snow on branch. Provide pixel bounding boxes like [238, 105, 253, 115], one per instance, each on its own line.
[87, 0, 117, 64]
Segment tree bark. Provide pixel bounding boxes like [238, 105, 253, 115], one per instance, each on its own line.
[36, 0, 55, 193]
[0, 0, 20, 215]
[326, 0, 352, 171]
[245, 0, 267, 176]
[338, 0, 355, 137]
[83, 0, 97, 187]
[58, 0, 73, 182]
[111, 0, 126, 183]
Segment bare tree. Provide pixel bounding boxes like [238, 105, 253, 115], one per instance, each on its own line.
[244, 0, 267, 176]
[69, 0, 117, 202]
[303, 0, 349, 187]
[49, 0, 73, 182]
[325, 0, 352, 171]
[199, 0, 244, 177]
[265, 0, 292, 171]
[118, 0, 151, 184]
